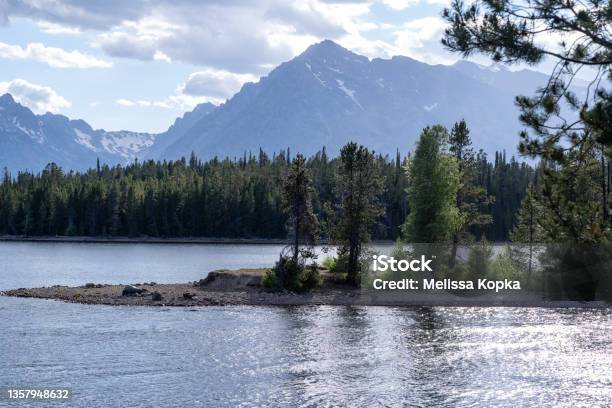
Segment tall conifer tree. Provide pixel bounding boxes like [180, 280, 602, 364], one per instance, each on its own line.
[336, 142, 384, 285]
[402, 126, 462, 243]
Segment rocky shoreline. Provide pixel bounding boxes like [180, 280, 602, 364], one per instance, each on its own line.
[1, 269, 364, 307]
[2, 269, 610, 308]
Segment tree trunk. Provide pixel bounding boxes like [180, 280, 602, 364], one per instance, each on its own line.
[347, 238, 359, 285]
[293, 212, 300, 263]
[527, 186, 534, 285]
[608, 160, 612, 227]
[450, 149, 462, 268]
[602, 145, 609, 225]
[450, 234, 458, 268]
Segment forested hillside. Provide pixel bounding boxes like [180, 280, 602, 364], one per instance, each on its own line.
[0, 146, 534, 241]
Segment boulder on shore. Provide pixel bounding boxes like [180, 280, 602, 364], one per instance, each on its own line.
[122, 285, 146, 296]
[196, 269, 263, 290]
[151, 291, 163, 301]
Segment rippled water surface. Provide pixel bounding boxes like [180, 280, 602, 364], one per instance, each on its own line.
[0, 242, 611, 407]
[0, 241, 291, 290]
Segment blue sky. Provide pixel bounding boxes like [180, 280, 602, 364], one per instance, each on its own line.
[0, 0, 550, 133]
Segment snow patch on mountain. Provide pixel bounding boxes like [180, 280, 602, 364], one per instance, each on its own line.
[305, 63, 328, 88]
[100, 131, 156, 158]
[12, 117, 45, 143]
[336, 79, 363, 110]
[74, 129, 98, 151]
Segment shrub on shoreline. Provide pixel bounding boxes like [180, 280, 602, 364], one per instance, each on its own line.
[264, 255, 322, 292]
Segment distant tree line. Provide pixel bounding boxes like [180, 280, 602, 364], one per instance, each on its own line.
[0, 134, 534, 242]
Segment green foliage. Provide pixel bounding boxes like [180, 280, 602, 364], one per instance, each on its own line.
[449, 120, 494, 266]
[322, 256, 336, 271]
[510, 183, 547, 243]
[322, 247, 351, 275]
[389, 239, 409, 260]
[402, 125, 462, 243]
[526, 141, 611, 244]
[272, 255, 301, 291]
[261, 269, 280, 289]
[448, 244, 539, 290]
[0, 146, 536, 243]
[442, 0, 612, 160]
[336, 142, 385, 285]
[471, 151, 536, 241]
[442, 0, 612, 247]
[270, 255, 321, 292]
[301, 264, 323, 290]
[449, 120, 493, 240]
[0, 150, 411, 240]
[282, 153, 318, 261]
[464, 238, 493, 281]
[539, 243, 612, 301]
[488, 248, 524, 282]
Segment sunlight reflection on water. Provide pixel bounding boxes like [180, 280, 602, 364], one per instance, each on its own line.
[0, 298, 610, 407]
[0, 242, 610, 407]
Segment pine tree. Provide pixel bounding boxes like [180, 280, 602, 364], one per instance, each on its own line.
[281, 154, 318, 262]
[511, 184, 546, 244]
[537, 140, 610, 243]
[107, 184, 121, 236]
[402, 126, 462, 243]
[510, 183, 546, 281]
[448, 120, 493, 265]
[0, 147, 535, 243]
[336, 142, 384, 285]
[442, 0, 612, 160]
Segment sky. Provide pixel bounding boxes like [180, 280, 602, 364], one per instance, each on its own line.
[0, 0, 556, 133]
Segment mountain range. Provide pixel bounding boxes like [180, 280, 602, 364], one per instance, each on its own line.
[0, 40, 559, 173]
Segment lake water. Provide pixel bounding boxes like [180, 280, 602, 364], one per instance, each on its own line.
[1, 242, 611, 407]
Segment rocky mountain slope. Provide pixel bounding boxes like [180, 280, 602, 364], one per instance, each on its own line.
[1, 40, 560, 172]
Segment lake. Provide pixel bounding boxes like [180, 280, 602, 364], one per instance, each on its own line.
[1, 242, 611, 407]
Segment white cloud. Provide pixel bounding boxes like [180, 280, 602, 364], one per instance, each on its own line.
[392, 17, 454, 64]
[382, 0, 449, 9]
[0, 79, 71, 113]
[0, 41, 112, 68]
[354, 21, 381, 31]
[115, 94, 208, 111]
[180, 69, 257, 101]
[36, 21, 81, 35]
[5, 1, 365, 73]
[382, 0, 418, 10]
[96, 13, 295, 74]
[3, 0, 457, 76]
[2, 0, 151, 30]
[114, 67, 254, 112]
[153, 50, 171, 63]
[116, 99, 136, 107]
[152, 94, 209, 110]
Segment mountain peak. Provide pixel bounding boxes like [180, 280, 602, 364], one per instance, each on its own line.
[0, 93, 16, 106]
[309, 39, 345, 51]
[300, 39, 361, 60]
